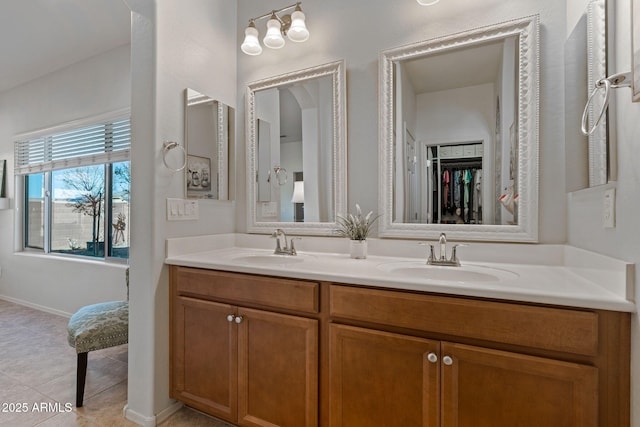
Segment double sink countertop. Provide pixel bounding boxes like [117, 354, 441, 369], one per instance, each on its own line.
[165, 234, 635, 312]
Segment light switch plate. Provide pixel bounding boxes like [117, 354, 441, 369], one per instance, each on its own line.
[603, 188, 615, 228]
[167, 198, 199, 221]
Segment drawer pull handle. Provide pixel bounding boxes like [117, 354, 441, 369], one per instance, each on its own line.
[443, 355, 453, 366]
[234, 316, 244, 324]
[226, 314, 235, 322]
[427, 353, 438, 363]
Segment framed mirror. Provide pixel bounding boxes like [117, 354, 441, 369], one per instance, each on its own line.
[184, 88, 234, 200]
[585, 0, 609, 186]
[246, 60, 346, 235]
[378, 16, 539, 242]
[565, 0, 612, 189]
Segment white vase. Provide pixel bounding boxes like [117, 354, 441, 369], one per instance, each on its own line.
[349, 239, 368, 259]
[0, 198, 9, 210]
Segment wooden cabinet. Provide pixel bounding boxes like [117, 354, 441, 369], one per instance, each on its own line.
[169, 266, 629, 427]
[170, 266, 319, 427]
[237, 307, 317, 427]
[329, 324, 598, 427]
[329, 284, 629, 427]
[440, 342, 597, 427]
[329, 324, 440, 426]
[172, 297, 237, 420]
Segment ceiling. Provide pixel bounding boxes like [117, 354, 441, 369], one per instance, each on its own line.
[0, 0, 131, 93]
[404, 39, 507, 94]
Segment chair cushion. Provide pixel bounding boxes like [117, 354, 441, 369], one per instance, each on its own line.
[67, 301, 128, 353]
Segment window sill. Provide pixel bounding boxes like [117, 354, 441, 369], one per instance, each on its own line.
[14, 250, 128, 267]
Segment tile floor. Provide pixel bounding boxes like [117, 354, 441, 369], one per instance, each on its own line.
[0, 299, 232, 426]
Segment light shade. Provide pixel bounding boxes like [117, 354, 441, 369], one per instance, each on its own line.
[291, 181, 305, 203]
[417, 0, 440, 5]
[263, 17, 285, 49]
[241, 24, 262, 55]
[287, 10, 309, 42]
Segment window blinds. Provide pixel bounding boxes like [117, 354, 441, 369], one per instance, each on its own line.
[14, 118, 130, 175]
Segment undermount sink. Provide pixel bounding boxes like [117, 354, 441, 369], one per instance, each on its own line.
[230, 254, 305, 266]
[377, 262, 519, 283]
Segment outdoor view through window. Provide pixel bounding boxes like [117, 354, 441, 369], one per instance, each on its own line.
[25, 162, 130, 259]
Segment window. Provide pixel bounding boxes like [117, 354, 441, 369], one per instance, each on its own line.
[16, 117, 130, 260]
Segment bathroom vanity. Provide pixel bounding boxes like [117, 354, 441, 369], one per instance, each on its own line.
[167, 240, 632, 427]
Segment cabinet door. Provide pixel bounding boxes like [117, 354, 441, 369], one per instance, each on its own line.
[172, 297, 237, 421]
[441, 342, 598, 427]
[329, 324, 440, 427]
[237, 307, 318, 427]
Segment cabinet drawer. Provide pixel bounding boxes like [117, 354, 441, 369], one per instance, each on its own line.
[175, 266, 319, 313]
[329, 285, 598, 356]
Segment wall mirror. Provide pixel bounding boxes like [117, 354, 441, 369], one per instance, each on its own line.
[379, 16, 539, 242]
[585, 0, 610, 186]
[246, 60, 346, 235]
[565, 0, 612, 189]
[184, 88, 234, 200]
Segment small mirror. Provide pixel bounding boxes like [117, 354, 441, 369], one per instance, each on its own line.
[184, 88, 234, 200]
[586, 0, 610, 186]
[246, 60, 346, 235]
[379, 16, 539, 242]
[565, 0, 612, 189]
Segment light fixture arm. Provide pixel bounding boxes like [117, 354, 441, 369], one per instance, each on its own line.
[246, 2, 301, 25]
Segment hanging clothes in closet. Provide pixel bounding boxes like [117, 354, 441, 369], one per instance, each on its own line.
[435, 159, 482, 224]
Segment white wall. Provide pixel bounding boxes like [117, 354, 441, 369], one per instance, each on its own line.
[236, 0, 567, 243]
[125, 0, 238, 423]
[415, 84, 494, 145]
[0, 45, 131, 315]
[416, 83, 495, 223]
[567, 0, 640, 423]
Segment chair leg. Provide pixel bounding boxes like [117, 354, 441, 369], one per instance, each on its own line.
[76, 352, 88, 407]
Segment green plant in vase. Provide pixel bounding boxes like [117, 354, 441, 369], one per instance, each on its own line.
[335, 204, 380, 259]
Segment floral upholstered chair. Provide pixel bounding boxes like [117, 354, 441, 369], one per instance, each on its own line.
[66, 268, 129, 407]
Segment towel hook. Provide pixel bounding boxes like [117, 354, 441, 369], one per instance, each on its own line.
[162, 141, 187, 172]
[581, 72, 631, 136]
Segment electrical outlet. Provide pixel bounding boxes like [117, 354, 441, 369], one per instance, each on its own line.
[603, 188, 615, 228]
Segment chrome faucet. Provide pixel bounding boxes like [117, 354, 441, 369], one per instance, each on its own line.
[425, 233, 463, 267]
[271, 228, 299, 256]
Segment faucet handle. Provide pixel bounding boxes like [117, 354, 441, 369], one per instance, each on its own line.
[271, 229, 286, 251]
[419, 242, 436, 263]
[449, 243, 468, 264]
[290, 237, 301, 254]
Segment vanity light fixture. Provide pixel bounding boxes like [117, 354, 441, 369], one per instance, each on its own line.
[417, 0, 441, 5]
[241, 2, 309, 56]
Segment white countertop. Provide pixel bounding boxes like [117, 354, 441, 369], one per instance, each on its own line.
[165, 234, 635, 312]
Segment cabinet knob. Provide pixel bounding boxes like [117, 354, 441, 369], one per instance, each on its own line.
[442, 355, 453, 366]
[234, 316, 244, 324]
[427, 353, 438, 363]
[226, 314, 235, 322]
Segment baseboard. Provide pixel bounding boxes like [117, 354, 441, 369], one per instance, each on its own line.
[123, 404, 156, 427]
[156, 401, 184, 424]
[0, 295, 72, 318]
[123, 401, 183, 427]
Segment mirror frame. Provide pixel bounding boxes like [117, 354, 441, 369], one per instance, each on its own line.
[586, 0, 609, 186]
[184, 89, 231, 200]
[246, 60, 347, 235]
[378, 15, 539, 242]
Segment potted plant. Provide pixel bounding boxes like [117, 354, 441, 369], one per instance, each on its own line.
[335, 204, 380, 259]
